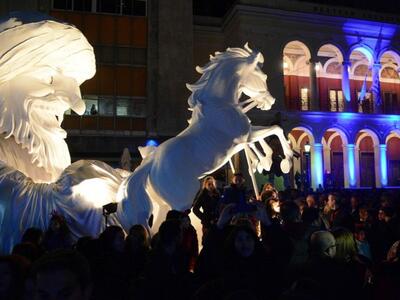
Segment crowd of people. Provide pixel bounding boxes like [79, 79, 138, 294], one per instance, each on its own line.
[1, 173, 400, 300]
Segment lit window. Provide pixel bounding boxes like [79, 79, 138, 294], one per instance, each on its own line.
[329, 90, 344, 112]
[116, 98, 146, 117]
[357, 92, 372, 113]
[83, 96, 98, 115]
[337, 91, 344, 112]
[300, 88, 309, 111]
[98, 98, 114, 116]
[329, 90, 337, 111]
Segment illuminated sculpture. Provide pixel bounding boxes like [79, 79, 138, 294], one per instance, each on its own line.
[0, 13, 292, 253]
[119, 44, 293, 230]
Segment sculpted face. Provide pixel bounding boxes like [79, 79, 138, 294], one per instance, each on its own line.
[0, 67, 85, 182]
[240, 55, 275, 111]
[0, 14, 95, 183]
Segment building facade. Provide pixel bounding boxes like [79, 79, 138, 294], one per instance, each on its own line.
[1, 0, 400, 189]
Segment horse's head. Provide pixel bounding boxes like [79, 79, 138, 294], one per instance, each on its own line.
[238, 44, 275, 111]
[187, 43, 274, 112]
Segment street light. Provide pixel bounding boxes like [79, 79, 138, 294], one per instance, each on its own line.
[304, 141, 311, 191]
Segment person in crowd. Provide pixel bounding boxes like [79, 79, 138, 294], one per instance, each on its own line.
[0, 255, 30, 300]
[305, 194, 318, 209]
[12, 242, 43, 263]
[221, 225, 279, 299]
[262, 200, 309, 281]
[332, 227, 372, 299]
[321, 193, 353, 230]
[350, 195, 360, 221]
[219, 173, 249, 211]
[21, 227, 44, 247]
[373, 240, 400, 300]
[193, 176, 221, 237]
[294, 198, 306, 215]
[300, 231, 341, 300]
[42, 212, 73, 252]
[125, 224, 150, 279]
[30, 250, 92, 300]
[321, 193, 336, 227]
[354, 228, 372, 261]
[145, 219, 192, 299]
[93, 226, 128, 300]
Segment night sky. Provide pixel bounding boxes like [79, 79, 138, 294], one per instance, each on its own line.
[193, 0, 400, 18]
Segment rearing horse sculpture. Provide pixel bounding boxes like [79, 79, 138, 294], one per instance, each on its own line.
[116, 44, 293, 231]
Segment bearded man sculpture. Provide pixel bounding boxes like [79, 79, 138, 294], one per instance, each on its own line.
[0, 13, 293, 253]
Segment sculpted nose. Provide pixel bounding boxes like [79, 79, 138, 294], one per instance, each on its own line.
[71, 98, 85, 115]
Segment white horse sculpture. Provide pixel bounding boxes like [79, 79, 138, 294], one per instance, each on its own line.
[116, 44, 293, 231]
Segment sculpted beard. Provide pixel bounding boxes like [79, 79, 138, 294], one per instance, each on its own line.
[0, 93, 72, 183]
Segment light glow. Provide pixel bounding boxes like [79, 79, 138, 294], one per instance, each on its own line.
[313, 143, 324, 188]
[283, 61, 288, 69]
[379, 144, 388, 186]
[346, 144, 357, 187]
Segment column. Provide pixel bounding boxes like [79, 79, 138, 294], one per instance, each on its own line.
[341, 60, 352, 111]
[374, 144, 388, 187]
[323, 145, 331, 173]
[311, 143, 324, 190]
[343, 144, 357, 188]
[309, 60, 319, 111]
[355, 145, 361, 187]
[371, 63, 382, 113]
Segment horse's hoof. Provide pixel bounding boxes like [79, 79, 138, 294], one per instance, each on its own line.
[280, 158, 292, 173]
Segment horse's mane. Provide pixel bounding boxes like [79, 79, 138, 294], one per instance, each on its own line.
[186, 43, 259, 109]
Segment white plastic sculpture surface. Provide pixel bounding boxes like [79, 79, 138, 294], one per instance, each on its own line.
[0, 13, 127, 253]
[0, 12, 293, 253]
[118, 44, 293, 231]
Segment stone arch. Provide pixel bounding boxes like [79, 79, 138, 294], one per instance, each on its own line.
[322, 128, 350, 188]
[348, 43, 374, 65]
[318, 44, 344, 77]
[378, 48, 400, 67]
[282, 40, 312, 60]
[288, 132, 298, 149]
[356, 129, 382, 187]
[283, 41, 313, 110]
[385, 130, 400, 186]
[283, 54, 294, 75]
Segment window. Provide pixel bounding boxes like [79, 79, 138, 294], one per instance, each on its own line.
[84, 97, 99, 115]
[384, 92, 398, 114]
[98, 98, 114, 116]
[53, 0, 72, 9]
[300, 88, 309, 111]
[329, 90, 344, 112]
[65, 96, 146, 117]
[83, 96, 113, 116]
[97, 0, 146, 15]
[357, 92, 372, 113]
[53, 0, 91, 11]
[74, 0, 92, 12]
[116, 98, 146, 117]
[53, 0, 146, 14]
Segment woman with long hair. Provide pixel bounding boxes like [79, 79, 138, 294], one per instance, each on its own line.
[193, 176, 220, 236]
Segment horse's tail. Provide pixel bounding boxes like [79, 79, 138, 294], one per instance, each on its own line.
[115, 157, 154, 232]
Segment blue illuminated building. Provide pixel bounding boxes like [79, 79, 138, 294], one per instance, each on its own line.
[192, 0, 400, 189]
